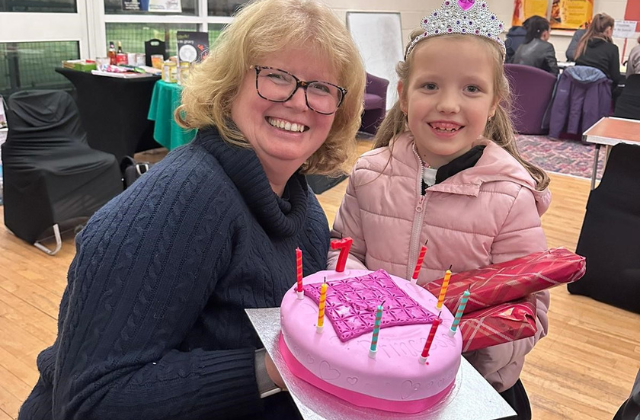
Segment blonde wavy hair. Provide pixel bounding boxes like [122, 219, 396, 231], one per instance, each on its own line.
[176, 0, 366, 175]
[374, 30, 550, 190]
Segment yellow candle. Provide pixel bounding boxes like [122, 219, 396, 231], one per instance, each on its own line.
[317, 282, 328, 332]
[436, 269, 451, 310]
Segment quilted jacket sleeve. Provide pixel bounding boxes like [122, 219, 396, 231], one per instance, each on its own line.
[328, 166, 368, 271]
[464, 185, 550, 392]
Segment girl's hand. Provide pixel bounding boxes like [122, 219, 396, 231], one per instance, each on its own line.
[264, 352, 286, 390]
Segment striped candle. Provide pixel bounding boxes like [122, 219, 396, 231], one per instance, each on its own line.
[295, 248, 304, 298]
[419, 317, 441, 364]
[369, 304, 384, 358]
[436, 268, 452, 310]
[449, 289, 470, 336]
[411, 241, 428, 283]
[316, 282, 328, 333]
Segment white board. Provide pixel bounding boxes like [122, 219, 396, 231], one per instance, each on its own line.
[347, 12, 403, 110]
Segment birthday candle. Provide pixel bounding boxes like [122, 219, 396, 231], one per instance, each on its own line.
[419, 317, 441, 364]
[436, 267, 452, 310]
[295, 248, 304, 299]
[316, 282, 328, 333]
[330, 237, 353, 272]
[368, 304, 384, 359]
[449, 289, 470, 336]
[411, 240, 428, 283]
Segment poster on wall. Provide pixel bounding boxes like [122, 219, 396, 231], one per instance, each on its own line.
[122, 0, 182, 12]
[177, 32, 209, 64]
[550, 0, 593, 30]
[512, 0, 549, 27]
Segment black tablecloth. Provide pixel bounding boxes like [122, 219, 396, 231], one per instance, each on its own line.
[55, 68, 161, 162]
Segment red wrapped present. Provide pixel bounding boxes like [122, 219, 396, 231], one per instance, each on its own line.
[424, 248, 585, 313]
[458, 294, 537, 352]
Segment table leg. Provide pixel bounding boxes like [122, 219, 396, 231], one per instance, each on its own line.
[591, 144, 601, 190]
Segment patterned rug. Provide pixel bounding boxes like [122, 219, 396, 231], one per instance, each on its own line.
[515, 134, 604, 180]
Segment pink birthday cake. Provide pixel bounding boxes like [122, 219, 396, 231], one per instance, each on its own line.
[279, 269, 463, 413]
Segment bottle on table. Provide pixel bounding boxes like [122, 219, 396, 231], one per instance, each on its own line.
[116, 41, 127, 65]
[108, 42, 116, 65]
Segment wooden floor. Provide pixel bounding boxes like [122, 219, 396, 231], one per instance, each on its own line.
[1, 143, 639, 420]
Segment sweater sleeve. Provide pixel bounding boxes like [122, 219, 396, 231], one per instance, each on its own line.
[48, 159, 265, 420]
[464, 186, 550, 392]
[328, 165, 368, 270]
[610, 45, 623, 86]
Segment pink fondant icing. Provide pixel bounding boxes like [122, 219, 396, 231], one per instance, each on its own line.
[303, 269, 438, 342]
[280, 269, 463, 413]
[279, 334, 455, 414]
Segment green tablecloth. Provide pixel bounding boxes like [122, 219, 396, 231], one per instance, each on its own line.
[148, 80, 196, 150]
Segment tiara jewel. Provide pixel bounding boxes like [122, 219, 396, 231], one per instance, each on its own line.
[405, 0, 505, 60]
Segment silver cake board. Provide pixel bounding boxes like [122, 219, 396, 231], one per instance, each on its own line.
[246, 308, 516, 420]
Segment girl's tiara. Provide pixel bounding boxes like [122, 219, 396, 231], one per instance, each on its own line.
[405, 0, 505, 60]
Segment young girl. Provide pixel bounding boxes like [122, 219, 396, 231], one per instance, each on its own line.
[329, 1, 551, 419]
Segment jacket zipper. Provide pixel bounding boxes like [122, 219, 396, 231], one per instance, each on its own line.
[407, 146, 428, 280]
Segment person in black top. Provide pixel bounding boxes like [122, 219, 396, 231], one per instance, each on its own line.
[574, 13, 623, 89]
[17, 0, 366, 419]
[512, 16, 559, 75]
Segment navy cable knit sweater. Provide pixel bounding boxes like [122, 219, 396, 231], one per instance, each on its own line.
[19, 128, 330, 420]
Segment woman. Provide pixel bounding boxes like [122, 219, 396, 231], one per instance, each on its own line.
[512, 15, 559, 75]
[626, 36, 640, 76]
[18, 1, 365, 419]
[575, 13, 623, 88]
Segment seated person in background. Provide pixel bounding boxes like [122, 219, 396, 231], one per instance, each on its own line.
[505, 21, 528, 63]
[626, 36, 640, 76]
[512, 16, 559, 75]
[566, 25, 588, 61]
[574, 13, 623, 90]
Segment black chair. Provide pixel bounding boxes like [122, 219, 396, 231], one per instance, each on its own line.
[1, 90, 123, 254]
[614, 74, 640, 120]
[569, 143, 640, 313]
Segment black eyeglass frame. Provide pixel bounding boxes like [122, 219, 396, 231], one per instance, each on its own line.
[252, 65, 347, 115]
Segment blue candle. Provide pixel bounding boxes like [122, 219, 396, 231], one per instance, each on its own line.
[449, 289, 470, 336]
[369, 304, 384, 358]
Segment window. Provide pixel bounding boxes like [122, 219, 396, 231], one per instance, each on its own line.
[0, 0, 76, 13]
[104, 0, 198, 16]
[0, 41, 77, 98]
[208, 0, 245, 16]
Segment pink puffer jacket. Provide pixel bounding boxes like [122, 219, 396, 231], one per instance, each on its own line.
[329, 132, 551, 392]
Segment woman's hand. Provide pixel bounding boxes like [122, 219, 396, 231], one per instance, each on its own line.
[264, 352, 286, 390]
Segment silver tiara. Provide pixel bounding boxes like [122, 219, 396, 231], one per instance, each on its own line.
[405, 0, 506, 60]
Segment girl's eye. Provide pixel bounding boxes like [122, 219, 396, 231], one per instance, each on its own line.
[465, 85, 481, 93]
[424, 83, 437, 90]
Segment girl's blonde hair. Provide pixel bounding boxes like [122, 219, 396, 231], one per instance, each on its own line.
[374, 30, 550, 190]
[575, 13, 615, 60]
[176, 0, 366, 175]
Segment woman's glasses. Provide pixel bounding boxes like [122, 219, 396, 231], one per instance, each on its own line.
[252, 65, 347, 115]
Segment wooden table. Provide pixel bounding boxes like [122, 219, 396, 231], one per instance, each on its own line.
[583, 117, 640, 189]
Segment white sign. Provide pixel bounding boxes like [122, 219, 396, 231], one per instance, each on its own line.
[613, 20, 637, 39]
[148, 0, 182, 13]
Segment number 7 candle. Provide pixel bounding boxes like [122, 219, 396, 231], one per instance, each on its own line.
[436, 266, 452, 310]
[330, 237, 353, 272]
[316, 281, 328, 333]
